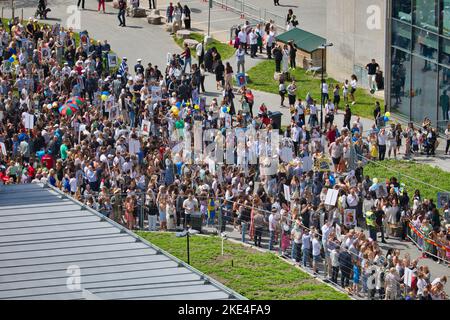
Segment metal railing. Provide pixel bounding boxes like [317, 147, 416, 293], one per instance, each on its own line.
[211, 0, 286, 32]
[407, 222, 450, 264]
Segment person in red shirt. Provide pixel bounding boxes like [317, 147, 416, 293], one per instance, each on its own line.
[326, 125, 337, 146]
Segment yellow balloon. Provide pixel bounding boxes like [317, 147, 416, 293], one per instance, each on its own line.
[385, 112, 391, 118]
[101, 94, 108, 101]
[194, 105, 200, 110]
[373, 178, 378, 184]
[172, 110, 179, 117]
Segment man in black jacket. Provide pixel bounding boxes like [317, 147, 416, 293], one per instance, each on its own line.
[272, 44, 283, 73]
[338, 247, 353, 288]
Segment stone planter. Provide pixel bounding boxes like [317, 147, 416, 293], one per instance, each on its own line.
[176, 30, 191, 39]
[184, 39, 199, 49]
[147, 15, 162, 25]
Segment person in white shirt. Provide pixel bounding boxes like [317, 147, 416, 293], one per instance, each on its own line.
[386, 123, 397, 159]
[237, 28, 247, 54]
[445, 123, 450, 155]
[301, 229, 311, 267]
[321, 79, 329, 103]
[330, 246, 340, 284]
[308, 101, 318, 127]
[266, 29, 275, 59]
[235, 44, 245, 74]
[249, 28, 258, 58]
[312, 233, 321, 274]
[182, 191, 198, 228]
[196, 41, 204, 66]
[350, 74, 358, 105]
[378, 128, 387, 161]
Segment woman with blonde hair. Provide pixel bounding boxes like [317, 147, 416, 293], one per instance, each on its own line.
[124, 196, 135, 230]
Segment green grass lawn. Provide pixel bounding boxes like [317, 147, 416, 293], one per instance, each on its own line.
[246, 60, 382, 120]
[173, 32, 235, 61]
[363, 159, 450, 204]
[136, 232, 349, 300]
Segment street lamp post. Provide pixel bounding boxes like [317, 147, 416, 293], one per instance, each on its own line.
[176, 228, 200, 265]
[319, 43, 333, 130]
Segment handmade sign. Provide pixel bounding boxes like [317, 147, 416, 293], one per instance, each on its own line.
[141, 120, 151, 136]
[344, 209, 357, 228]
[325, 189, 339, 206]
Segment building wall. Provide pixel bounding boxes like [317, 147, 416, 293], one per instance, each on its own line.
[326, 0, 387, 89]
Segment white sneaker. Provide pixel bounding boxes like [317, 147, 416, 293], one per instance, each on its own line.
[351, 101, 356, 105]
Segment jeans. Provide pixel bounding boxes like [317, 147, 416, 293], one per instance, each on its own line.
[369, 226, 377, 241]
[302, 248, 310, 267]
[341, 270, 350, 287]
[378, 144, 386, 160]
[118, 9, 126, 25]
[332, 266, 339, 284]
[446, 139, 450, 154]
[250, 44, 257, 57]
[368, 74, 377, 91]
[148, 214, 157, 231]
[241, 222, 247, 243]
[291, 241, 301, 262]
[269, 230, 275, 250]
[254, 227, 262, 247]
[129, 111, 135, 128]
[183, 57, 191, 73]
[237, 60, 245, 74]
[266, 44, 273, 59]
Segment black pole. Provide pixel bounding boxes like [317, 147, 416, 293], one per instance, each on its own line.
[320, 48, 324, 130]
[187, 231, 190, 265]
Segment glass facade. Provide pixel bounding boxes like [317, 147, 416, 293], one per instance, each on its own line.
[389, 0, 450, 131]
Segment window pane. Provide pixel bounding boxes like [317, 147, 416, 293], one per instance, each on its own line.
[438, 66, 450, 132]
[392, 20, 412, 50]
[411, 55, 438, 125]
[442, 0, 450, 37]
[393, 0, 412, 22]
[413, 0, 438, 32]
[440, 36, 450, 66]
[390, 48, 411, 118]
[413, 27, 438, 61]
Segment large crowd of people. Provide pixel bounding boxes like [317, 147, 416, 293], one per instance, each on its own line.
[0, 9, 448, 301]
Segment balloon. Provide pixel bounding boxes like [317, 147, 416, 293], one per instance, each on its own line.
[373, 178, 378, 184]
[194, 104, 199, 110]
[227, 107, 230, 113]
[222, 106, 228, 113]
[385, 112, 391, 118]
[8, 57, 14, 63]
[172, 110, 179, 117]
[101, 94, 108, 101]
[176, 102, 181, 108]
[186, 102, 191, 106]
[384, 116, 389, 122]
[102, 91, 109, 96]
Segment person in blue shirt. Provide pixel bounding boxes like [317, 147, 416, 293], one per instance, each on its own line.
[353, 260, 361, 296]
[48, 169, 57, 187]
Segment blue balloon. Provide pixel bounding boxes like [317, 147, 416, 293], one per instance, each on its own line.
[8, 57, 14, 63]
[176, 102, 181, 108]
[384, 116, 389, 122]
[102, 91, 109, 96]
[222, 106, 228, 113]
[329, 174, 335, 185]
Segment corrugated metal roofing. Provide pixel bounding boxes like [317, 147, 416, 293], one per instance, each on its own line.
[276, 27, 326, 53]
[0, 183, 245, 300]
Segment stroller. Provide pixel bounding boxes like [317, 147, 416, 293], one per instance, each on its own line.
[35, 0, 51, 20]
